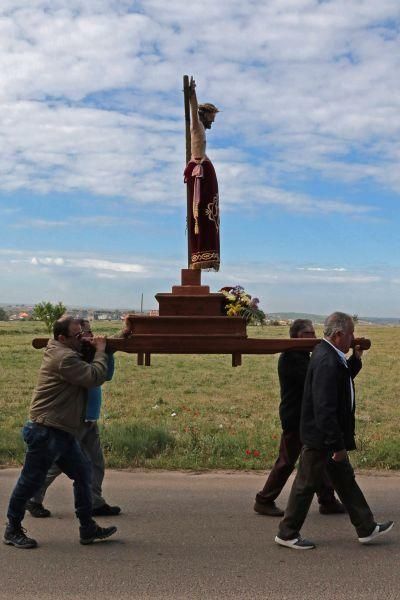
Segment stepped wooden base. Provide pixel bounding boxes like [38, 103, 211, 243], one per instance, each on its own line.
[128, 315, 246, 336]
[181, 269, 201, 285]
[125, 268, 248, 364]
[171, 285, 210, 295]
[30, 268, 372, 368]
[155, 295, 226, 317]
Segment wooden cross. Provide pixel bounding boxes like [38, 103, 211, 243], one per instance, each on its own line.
[183, 75, 191, 268]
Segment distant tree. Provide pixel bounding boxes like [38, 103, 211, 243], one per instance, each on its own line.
[32, 301, 67, 334]
[0, 308, 8, 321]
[352, 314, 359, 324]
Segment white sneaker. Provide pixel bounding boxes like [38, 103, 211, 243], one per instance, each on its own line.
[358, 521, 394, 544]
[275, 535, 316, 550]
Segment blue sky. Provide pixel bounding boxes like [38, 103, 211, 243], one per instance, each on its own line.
[1, 0, 400, 316]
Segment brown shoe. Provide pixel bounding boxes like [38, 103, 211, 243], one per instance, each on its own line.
[254, 501, 284, 516]
[319, 501, 346, 514]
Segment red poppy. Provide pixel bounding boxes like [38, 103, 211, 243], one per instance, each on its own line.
[245, 449, 251, 455]
[253, 450, 260, 457]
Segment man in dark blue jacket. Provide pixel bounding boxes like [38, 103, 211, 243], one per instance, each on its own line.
[275, 311, 393, 550]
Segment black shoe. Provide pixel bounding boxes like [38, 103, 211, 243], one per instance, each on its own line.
[254, 500, 284, 517]
[79, 523, 117, 545]
[319, 500, 346, 515]
[358, 521, 394, 544]
[26, 501, 51, 518]
[92, 503, 121, 516]
[275, 535, 316, 550]
[3, 524, 38, 549]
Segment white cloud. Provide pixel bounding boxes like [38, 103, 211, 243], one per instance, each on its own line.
[29, 255, 146, 273]
[1, 247, 399, 315]
[1, 2, 399, 315]
[76, 258, 145, 273]
[30, 256, 64, 266]
[13, 215, 142, 228]
[298, 267, 347, 272]
[216, 265, 381, 286]
[96, 272, 117, 279]
[0, 0, 398, 210]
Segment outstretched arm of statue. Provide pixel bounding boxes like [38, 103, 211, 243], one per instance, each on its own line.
[189, 77, 200, 127]
[189, 77, 205, 160]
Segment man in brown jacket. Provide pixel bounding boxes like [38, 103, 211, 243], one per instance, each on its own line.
[3, 316, 118, 549]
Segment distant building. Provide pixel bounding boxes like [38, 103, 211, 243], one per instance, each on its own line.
[95, 313, 110, 321]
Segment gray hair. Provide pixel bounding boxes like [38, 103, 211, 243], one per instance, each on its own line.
[324, 312, 353, 338]
[289, 319, 313, 339]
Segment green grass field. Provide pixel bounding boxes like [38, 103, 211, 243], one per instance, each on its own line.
[1, 321, 400, 470]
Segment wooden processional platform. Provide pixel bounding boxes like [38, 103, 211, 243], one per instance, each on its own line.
[127, 268, 247, 366]
[32, 268, 371, 366]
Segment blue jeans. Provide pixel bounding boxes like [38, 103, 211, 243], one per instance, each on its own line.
[32, 422, 106, 509]
[7, 422, 93, 528]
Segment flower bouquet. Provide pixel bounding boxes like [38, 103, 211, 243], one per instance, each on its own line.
[219, 285, 266, 325]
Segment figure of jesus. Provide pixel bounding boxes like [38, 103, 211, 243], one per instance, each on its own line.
[184, 77, 220, 271]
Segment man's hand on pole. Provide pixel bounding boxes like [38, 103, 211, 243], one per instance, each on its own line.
[332, 449, 348, 462]
[90, 336, 107, 352]
[353, 343, 364, 360]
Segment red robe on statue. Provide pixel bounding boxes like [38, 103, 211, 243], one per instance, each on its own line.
[184, 158, 220, 271]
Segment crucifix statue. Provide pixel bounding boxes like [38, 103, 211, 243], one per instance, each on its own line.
[31, 78, 372, 367]
[184, 76, 220, 271]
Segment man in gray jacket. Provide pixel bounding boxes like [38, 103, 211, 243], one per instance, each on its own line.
[3, 316, 118, 549]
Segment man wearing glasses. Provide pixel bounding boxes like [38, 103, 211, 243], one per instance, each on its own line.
[3, 316, 117, 549]
[26, 319, 120, 519]
[254, 319, 344, 517]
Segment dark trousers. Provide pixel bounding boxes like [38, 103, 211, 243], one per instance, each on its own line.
[32, 422, 106, 509]
[7, 422, 93, 528]
[256, 430, 336, 506]
[278, 446, 376, 540]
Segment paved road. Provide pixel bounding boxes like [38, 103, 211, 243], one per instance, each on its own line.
[1, 469, 399, 599]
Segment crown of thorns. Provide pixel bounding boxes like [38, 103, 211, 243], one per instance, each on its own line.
[198, 103, 220, 114]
